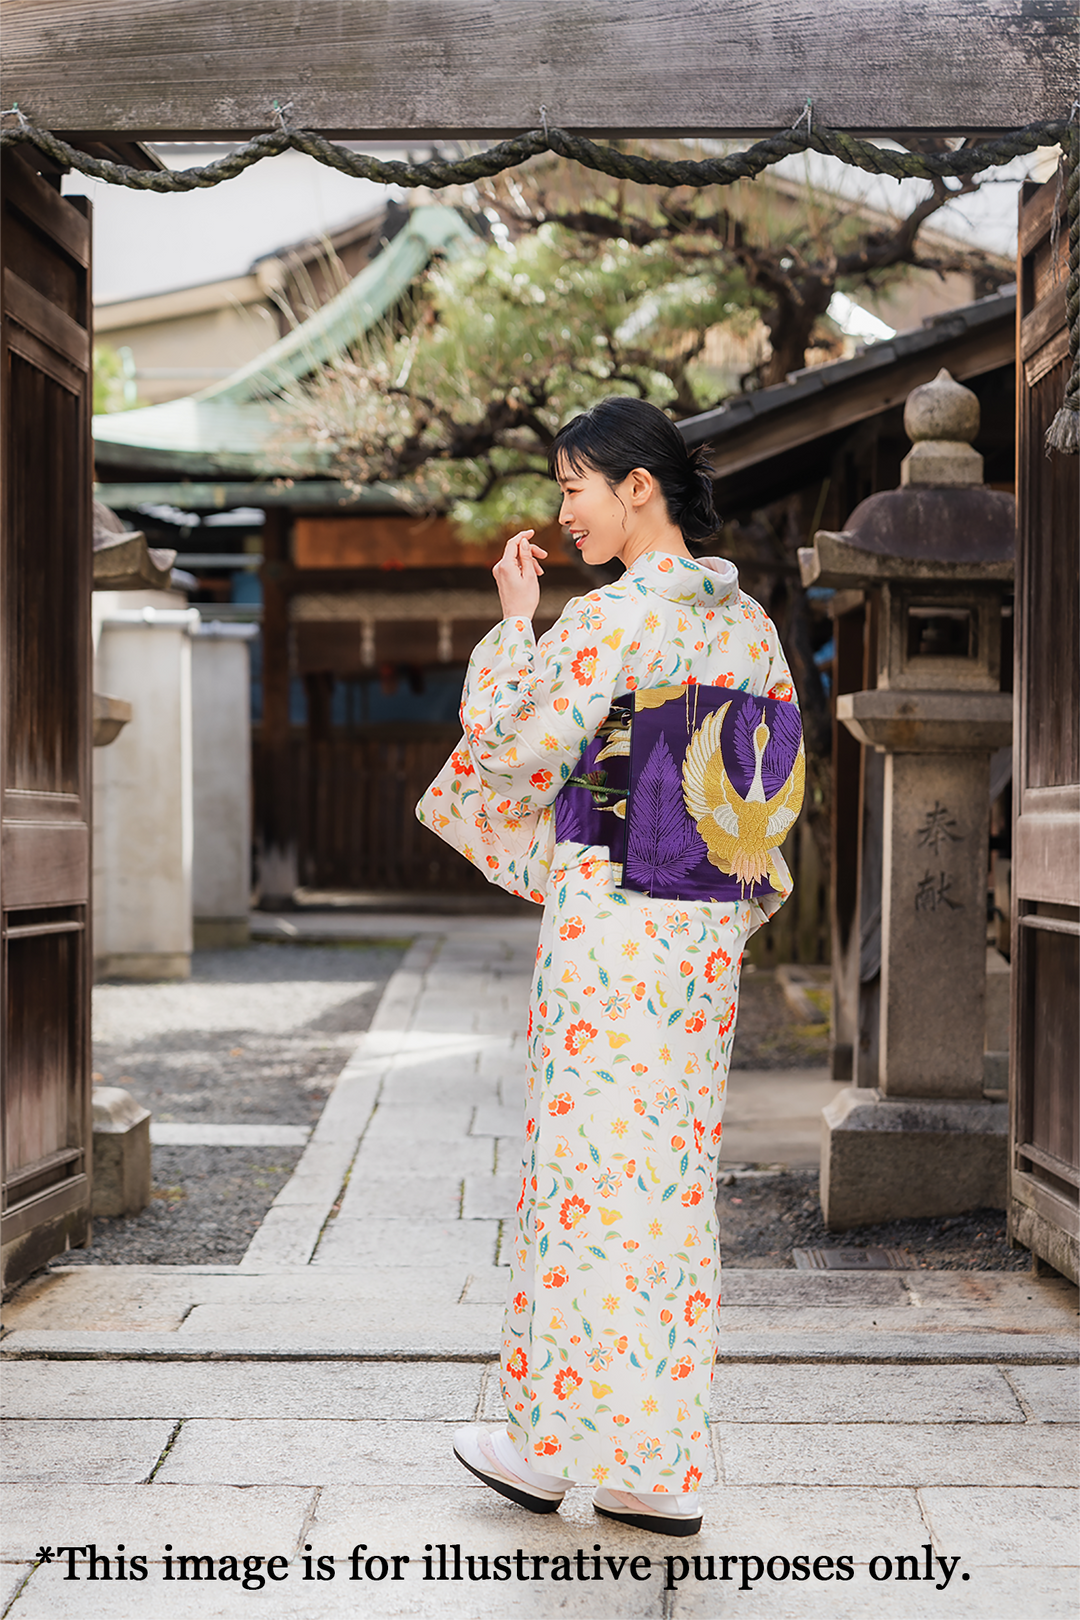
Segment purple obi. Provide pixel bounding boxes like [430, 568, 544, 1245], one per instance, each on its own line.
[554, 683, 804, 902]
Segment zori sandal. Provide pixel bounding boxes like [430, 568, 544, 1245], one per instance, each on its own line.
[593, 1486, 703, 1536]
[452, 1425, 572, 1514]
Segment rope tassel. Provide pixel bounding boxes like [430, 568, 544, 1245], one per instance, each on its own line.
[1045, 111, 1079, 456]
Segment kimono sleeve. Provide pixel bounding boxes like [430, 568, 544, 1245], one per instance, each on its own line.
[416, 594, 630, 903]
[739, 592, 799, 707]
[461, 599, 629, 804]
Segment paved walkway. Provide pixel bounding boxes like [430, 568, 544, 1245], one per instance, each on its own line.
[2, 918, 1077, 1618]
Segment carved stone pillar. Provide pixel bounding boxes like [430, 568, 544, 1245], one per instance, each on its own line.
[800, 371, 1014, 1227]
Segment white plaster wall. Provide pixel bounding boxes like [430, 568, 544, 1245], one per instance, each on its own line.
[93, 600, 195, 974]
[191, 633, 252, 922]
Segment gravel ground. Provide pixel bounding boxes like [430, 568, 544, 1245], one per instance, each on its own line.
[92, 941, 408, 1127]
[724, 973, 1024, 1271]
[729, 968, 830, 1070]
[718, 1169, 1027, 1272]
[59, 940, 405, 1268]
[67, 1145, 306, 1266]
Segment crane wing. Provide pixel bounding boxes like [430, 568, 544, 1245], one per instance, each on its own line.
[764, 745, 805, 844]
[635, 684, 687, 710]
[729, 697, 763, 785]
[761, 699, 803, 798]
[682, 704, 740, 837]
[595, 724, 631, 763]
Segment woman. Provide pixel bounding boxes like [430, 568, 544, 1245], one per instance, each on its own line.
[417, 396, 800, 1536]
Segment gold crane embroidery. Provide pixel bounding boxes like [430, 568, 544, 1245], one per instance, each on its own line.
[682, 702, 804, 890]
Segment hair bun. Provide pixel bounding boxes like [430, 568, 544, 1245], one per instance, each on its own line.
[677, 444, 719, 542]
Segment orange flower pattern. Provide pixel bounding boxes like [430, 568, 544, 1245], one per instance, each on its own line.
[564, 1019, 598, 1054]
[416, 553, 798, 1493]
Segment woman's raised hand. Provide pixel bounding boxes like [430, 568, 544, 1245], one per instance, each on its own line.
[492, 529, 547, 620]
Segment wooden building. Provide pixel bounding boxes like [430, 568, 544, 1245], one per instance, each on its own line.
[0, 136, 175, 1284]
[95, 198, 413, 407]
[1, 150, 96, 1286]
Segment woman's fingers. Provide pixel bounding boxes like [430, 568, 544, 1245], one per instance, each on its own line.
[505, 528, 534, 563]
[495, 530, 546, 579]
[492, 527, 544, 619]
[516, 532, 547, 576]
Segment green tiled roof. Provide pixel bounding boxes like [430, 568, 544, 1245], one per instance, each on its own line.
[93, 206, 478, 479]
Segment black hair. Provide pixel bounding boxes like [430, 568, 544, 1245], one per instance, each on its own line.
[547, 395, 718, 543]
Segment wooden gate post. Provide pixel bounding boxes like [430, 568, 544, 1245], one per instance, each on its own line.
[1, 151, 94, 1288]
[1009, 174, 1080, 1282]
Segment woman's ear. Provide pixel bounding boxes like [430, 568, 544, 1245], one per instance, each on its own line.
[627, 467, 655, 508]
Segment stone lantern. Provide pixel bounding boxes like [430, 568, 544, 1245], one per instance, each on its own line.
[799, 370, 1013, 1228]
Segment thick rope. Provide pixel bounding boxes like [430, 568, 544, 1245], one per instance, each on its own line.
[0, 113, 1070, 193]
[4, 108, 1075, 444]
[1045, 112, 1079, 455]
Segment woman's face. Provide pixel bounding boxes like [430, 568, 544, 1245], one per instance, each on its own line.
[555, 458, 636, 568]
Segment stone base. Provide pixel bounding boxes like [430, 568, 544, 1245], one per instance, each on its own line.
[193, 917, 250, 949]
[821, 1086, 1008, 1230]
[92, 1087, 151, 1217]
[94, 951, 191, 982]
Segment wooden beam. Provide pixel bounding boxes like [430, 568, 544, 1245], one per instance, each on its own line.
[4, 1, 1074, 141]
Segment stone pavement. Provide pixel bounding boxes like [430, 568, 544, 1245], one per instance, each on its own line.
[2, 915, 1077, 1619]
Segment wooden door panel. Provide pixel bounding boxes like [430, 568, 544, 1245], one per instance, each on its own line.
[2, 271, 92, 369]
[1010, 174, 1080, 1284]
[1, 151, 93, 1288]
[1025, 928, 1079, 1172]
[0, 825, 89, 906]
[4, 931, 82, 1169]
[5, 352, 85, 794]
[1013, 806, 1080, 906]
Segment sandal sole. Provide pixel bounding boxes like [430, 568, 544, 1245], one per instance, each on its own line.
[593, 1501, 702, 1537]
[453, 1446, 566, 1514]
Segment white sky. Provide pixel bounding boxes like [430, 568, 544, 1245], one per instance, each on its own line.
[63, 141, 1059, 308]
[64, 146, 404, 305]
[769, 145, 1058, 261]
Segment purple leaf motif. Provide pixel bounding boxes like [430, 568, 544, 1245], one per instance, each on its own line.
[728, 698, 763, 794]
[625, 735, 703, 893]
[761, 699, 802, 798]
[555, 790, 586, 844]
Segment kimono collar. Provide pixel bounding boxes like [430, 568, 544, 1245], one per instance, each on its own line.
[627, 551, 740, 607]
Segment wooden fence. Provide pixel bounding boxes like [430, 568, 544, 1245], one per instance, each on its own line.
[254, 724, 492, 895]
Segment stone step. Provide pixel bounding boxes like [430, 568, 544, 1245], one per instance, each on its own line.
[2, 1329, 1075, 1366]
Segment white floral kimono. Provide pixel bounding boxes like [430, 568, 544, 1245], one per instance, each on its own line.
[417, 553, 798, 1495]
